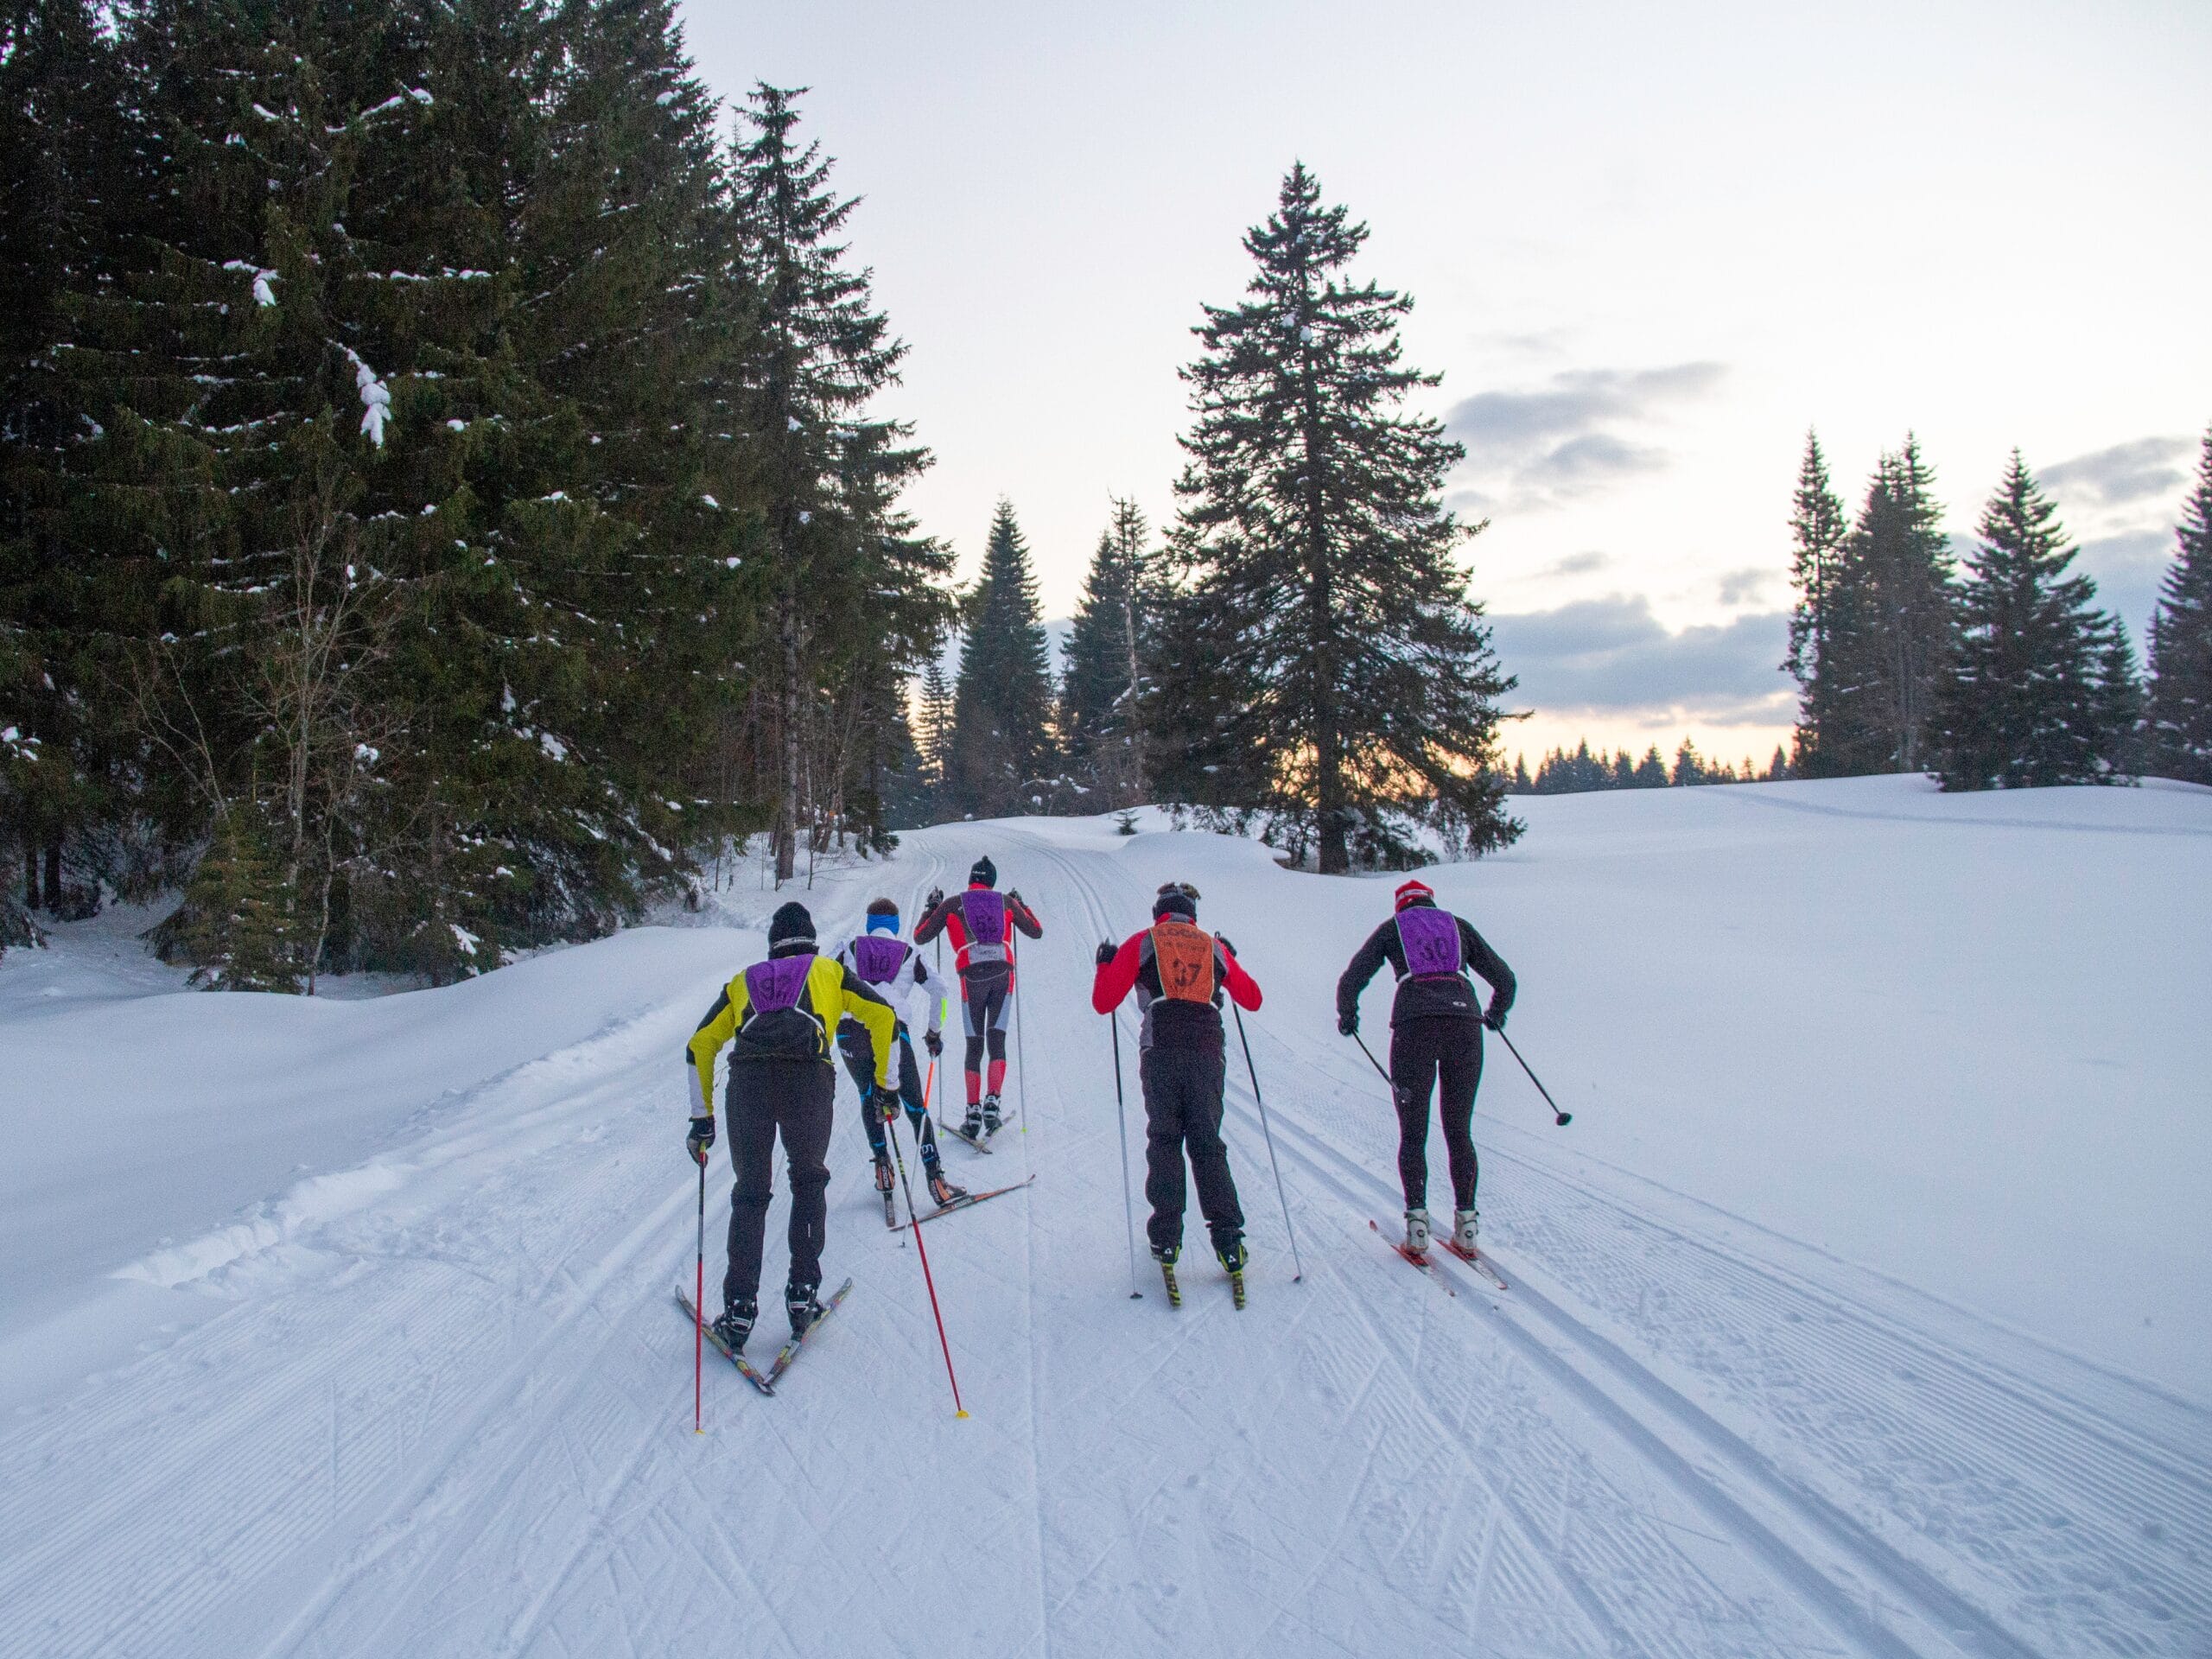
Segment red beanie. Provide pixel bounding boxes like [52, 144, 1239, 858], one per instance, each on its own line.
[1393, 879, 1433, 912]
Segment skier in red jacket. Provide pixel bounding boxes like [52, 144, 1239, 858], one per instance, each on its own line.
[913, 856, 1042, 1141]
[1091, 881, 1262, 1280]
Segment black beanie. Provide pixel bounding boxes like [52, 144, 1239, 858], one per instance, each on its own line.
[969, 856, 996, 887]
[1152, 888, 1197, 922]
[767, 900, 816, 956]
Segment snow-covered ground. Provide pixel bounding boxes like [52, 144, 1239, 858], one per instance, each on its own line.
[1, 776, 2205, 1657]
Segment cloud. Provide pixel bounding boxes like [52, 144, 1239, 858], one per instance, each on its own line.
[1489, 593, 1794, 725]
[2042, 437, 2193, 508]
[1445, 361, 1726, 512]
[2075, 529, 2175, 640]
[1543, 550, 1611, 578]
[1715, 567, 1773, 605]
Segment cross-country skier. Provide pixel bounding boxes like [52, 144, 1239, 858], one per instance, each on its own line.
[685, 900, 899, 1351]
[1090, 882, 1262, 1279]
[1335, 878, 1516, 1257]
[913, 857, 1043, 1141]
[835, 897, 965, 1210]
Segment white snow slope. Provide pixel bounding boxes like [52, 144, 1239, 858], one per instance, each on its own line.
[1, 776, 2205, 1659]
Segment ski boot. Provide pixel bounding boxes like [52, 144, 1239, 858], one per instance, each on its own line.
[1213, 1230, 1249, 1309]
[959, 1103, 986, 1142]
[785, 1281, 824, 1338]
[1404, 1208, 1433, 1256]
[873, 1152, 895, 1194]
[1152, 1241, 1182, 1308]
[981, 1093, 1004, 1136]
[1452, 1206, 1479, 1253]
[926, 1166, 967, 1208]
[710, 1297, 758, 1353]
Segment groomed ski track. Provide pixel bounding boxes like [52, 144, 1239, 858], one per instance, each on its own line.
[2, 797, 2206, 1657]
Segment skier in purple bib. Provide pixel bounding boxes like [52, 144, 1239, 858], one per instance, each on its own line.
[834, 898, 964, 1209]
[1335, 878, 1516, 1257]
[684, 901, 899, 1351]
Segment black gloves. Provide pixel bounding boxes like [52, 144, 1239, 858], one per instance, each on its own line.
[1484, 1003, 1508, 1032]
[926, 887, 944, 911]
[1095, 940, 1117, 967]
[687, 1115, 715, 1165]
[873, 1086, 900, 1122]
[924, 1028, 943, 1058]
[1216, 933, 1235, 956]
[1338, 1011, 1358, 1038]
[1007, 887, 1023, 907]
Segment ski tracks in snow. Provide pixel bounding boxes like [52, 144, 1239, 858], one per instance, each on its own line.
[2, 821, 2204, 1657]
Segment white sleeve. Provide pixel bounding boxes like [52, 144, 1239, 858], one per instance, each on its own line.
[914, 949, 950, 1034]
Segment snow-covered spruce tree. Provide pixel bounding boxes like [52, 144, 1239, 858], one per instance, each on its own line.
[1811, 438, 1957, 776]
[1783, 429, 1849, 774]
[946, 499, 1058, 817]
[728, 84, 945, 880]
[1154, 164, 1517, 871]
[2145, 428, 2212, 783]
[915, 652, 954, 793]
[59, 0, 691, 983]
[0, 0, 142, 915]
[1059, 496, 1156, 805]
[1929, 451, 2139, 790]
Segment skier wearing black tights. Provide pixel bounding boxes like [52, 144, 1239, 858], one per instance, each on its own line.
[1335, 879, 1516, 1256]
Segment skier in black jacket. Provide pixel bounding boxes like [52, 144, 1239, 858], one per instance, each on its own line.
[1336, 878, 1516, 1257]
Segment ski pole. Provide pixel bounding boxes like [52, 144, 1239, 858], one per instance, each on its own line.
[1491, 1024, 1572, 1127]
[1010, 929, 1029, 1142]
[1107, 1008, 1142, 1300]
[1356, 1026, 1568, 1128]
[1231, 1002, 1304, 1283]
[694, 1152, 706, 1434]
[892, 1060, 969, 1417]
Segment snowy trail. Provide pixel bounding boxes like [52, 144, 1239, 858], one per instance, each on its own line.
[2, 785, 2206, 1656]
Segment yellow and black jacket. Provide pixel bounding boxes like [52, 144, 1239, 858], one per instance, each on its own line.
[687, 951, 897, 1116]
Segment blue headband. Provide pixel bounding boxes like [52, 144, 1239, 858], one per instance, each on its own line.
[866, 912, 899, 935]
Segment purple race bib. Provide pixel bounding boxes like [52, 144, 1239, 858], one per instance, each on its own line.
[962, 890, 1008, 963]
[744, 954, 815, 1014]
[1395, 908, 1463, 978]
[850, 935, 909, 984]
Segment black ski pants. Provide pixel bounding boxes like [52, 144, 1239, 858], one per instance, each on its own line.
[1139, 1044, 1244, 1255]
[836, 1020, 941, 1167]
[722, 1058, 836, 1307]
[1389, 1014, 1484, 1213]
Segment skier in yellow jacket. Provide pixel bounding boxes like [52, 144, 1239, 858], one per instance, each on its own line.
[686, 900, 898, 1350]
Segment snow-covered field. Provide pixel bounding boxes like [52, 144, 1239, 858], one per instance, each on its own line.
[1, 777, 2205, 1657]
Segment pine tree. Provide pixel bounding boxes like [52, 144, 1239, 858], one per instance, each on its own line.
[1783, 429, 1849, 772]
[1930, 451, 2138, 790]
[1059, 496, 1155, 804]
[916, 653, 954, 787]
[1154, 164, 1517, 870]
[728, 84, 940, 880]
[946, 500, 1057, 817]
[0, 0, 140, 913]
[2145, 428, 2212, 783]
[1811, 438, 1957, 775]
[1633, 746, 1668, 787]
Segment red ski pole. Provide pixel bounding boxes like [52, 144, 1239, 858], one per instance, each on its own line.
[893, 1059, 969, 1417]
[693, 1153, 706, 1433]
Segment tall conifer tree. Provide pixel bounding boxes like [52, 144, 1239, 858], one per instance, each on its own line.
[1154, 165, 1516, 870]
[946, 500, 1056, 817]
[1810, 439, 1957, 775]
[2145, 428, 2212, 783]
[1783, 429, 1848, 772]
[728, 84, 938, 880]
[1059, 496, 1154, 803]
[1929, 451, 2138, 789]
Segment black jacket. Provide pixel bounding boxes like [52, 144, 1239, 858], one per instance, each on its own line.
[1336, 899, 1515, 1028]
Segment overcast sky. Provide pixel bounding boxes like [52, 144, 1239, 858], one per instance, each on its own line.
[677, 0, 2211, 766]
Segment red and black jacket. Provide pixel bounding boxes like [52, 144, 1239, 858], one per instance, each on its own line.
[1092, 918, 1262, 1052]
[914, 884, 1042, 988]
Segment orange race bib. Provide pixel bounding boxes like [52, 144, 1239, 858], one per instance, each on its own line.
[1150, 919, 1217, 1004]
